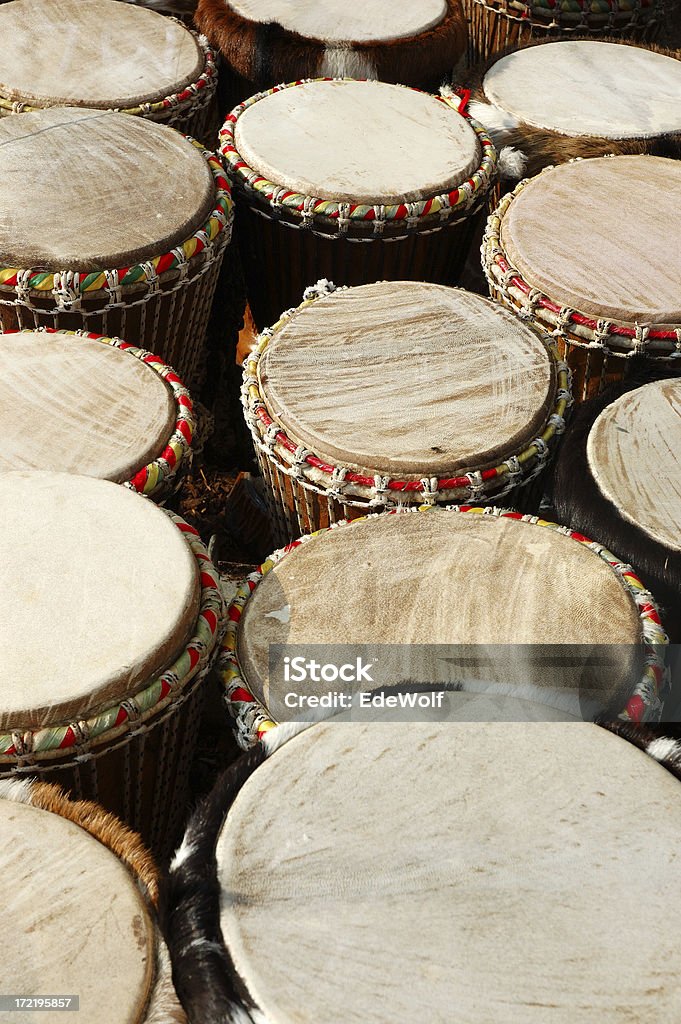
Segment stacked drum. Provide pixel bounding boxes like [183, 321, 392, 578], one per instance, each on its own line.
[2, 0, 680, 1018]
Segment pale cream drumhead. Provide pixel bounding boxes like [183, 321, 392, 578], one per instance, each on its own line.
[237, 510, 643, 712]
[260, 282, 556, 476]
[0, 0, 203, 109]
[0, 333, 176, 481]
[226, 0, 448, 42]
[1, 795, 155, 1023]
[0, 107, 214, 271]
[483, 41, 681, 140]
[234, 80, 481, 204]
[218, 721, 681, 1022]
[0, 471, 200, 730]
[500, 156, 681, 324]
[587, 379, 681, 553]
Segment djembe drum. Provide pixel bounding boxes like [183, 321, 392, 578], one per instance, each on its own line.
[464, 0, 660, 65]
[0, 329, 194, 501]
[220, 506, 667, 747]
[196, 0, 467, 111]
[483, 154, 681, 402]
[0, 778, 186, 1022]
[243, 280, 570, 541]
[0, 107, 234, 391]
[166, 718, 681, 1023]
[553, 377, 681, 643]
[0, 0, 217, 143]
[465, 38, 681, 179]
[221, 78, 497, 330]
[0, 471, 224, 858]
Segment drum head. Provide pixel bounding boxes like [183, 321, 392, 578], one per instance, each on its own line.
[0, 0, 203, 109]
[233, 79, 481, 204]
[587, 379, 681, 553]
[0, 332, 176, 481]
[0, 108, 215, 271]
[217, 720, 681, 1022]
[0, 471, 200, 730]
[499, 156, 681, 324]
[1, 795, 155, 1023]
[259, 282, 556, 477]
[237, 509, 644, 715]
[225, 0, 447, 41]
[483, 41, 681, 140]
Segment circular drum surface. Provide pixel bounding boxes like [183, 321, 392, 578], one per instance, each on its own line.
[1, 796, 155, 1023]
[0, 333, 176, 481]
[217, 720, 681, 1023]
[0, 0, 203, 108]
[0, 471, 200, 730]
[499, 156, 681, 324]
[483, 41, 681, 140]
[233, 79, 481, 204]
[225, 0, 448, 41]
[237, 510, 643, 711]
[259, 282, 556, 476]
[587, 379, 681, 553]
[0, 107, 215, 271]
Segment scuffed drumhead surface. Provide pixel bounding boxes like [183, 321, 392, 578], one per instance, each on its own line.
[483, 41, 681, 140]
[588, 379, 681, 553]
[0, 333, 176, 481]
[0, 471, 200, 730]
[0, 0, 203, 108]
[0, 108, 215, 271]
[260, 282, 555, 476]
[1, 796, 155, 1024]
[226, 0, 447, 42]
[237, 510, 642, 709]
[499, 156, 681, 324]
[233, 80, 481, 203]
[217, 721, 681, 1023]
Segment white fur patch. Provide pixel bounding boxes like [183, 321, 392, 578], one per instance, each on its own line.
[320, 47, 378, 80]
[169, 836, 197, 874]
[498, 146, 528, 181]
[0, 778, 35, 804]
[647, 737, 681, 764]
[468, 99, 521, 142]
[262, 720, 316, 757]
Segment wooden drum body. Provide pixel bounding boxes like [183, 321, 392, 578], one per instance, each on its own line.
[465, 38, 681, 181]
[0, 107, 235, 392]
[196, 0, 467, 110]
[220, 78, 497, 331]
[0, 779, 186, 1022]
[553, 377, 681, 643]
[483, 155, 681, 402]
[0, 328, 195, 501]
[219, 506, 667, 747]
[464, 0, 660, 65]
[243, 280, 570, 542]
[166, 718, 681, 1023]
[0, 472, 224, 858]
[0, 0, 218, 144]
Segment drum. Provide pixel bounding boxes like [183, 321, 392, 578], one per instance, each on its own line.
[483, 154, 681, 403]
[219, 505, 667, 747]
[0, 106, 234, 392]
[0, 471, 224, 858]
[465, 39, 681, 180]
[0, 778, 186, 1022]
[196, 0, 467, 111]
[464, 0, 660, 66]
[166, 717, 681, 1024]
[0, 328, 194, 501]
[0, 0, 217, 144]
[553, 376, 681, 643]
[220, 78, 497, 330]
[243, 280, 571, 542]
